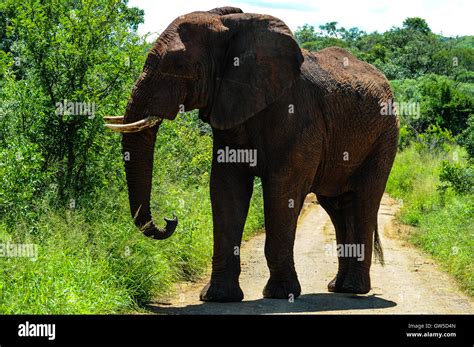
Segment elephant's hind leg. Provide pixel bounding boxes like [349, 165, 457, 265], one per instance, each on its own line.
[319, 137, 396, 294]
[317, 191, 373, 294]
[321, 192, 378, 294]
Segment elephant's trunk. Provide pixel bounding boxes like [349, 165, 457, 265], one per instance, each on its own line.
[121, 108, 177, 240]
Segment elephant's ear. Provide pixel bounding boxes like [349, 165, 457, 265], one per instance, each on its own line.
[208, 14, 303, 130]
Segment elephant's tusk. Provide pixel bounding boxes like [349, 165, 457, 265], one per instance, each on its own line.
[104, 116, 124, 124]
[104, 116, 163, 133]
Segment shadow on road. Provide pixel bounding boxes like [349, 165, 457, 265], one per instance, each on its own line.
[147, 293, 397, 315]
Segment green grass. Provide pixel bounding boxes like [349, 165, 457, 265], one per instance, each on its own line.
[386, 145, 474, 296]
[0, 113, 265, 314]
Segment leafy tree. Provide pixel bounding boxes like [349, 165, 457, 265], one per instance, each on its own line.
[294, 24, 318, 45]
[0, 0, 148, 206]
[403, 17, 431, 35]
[340, 27, 366, 43]
[319, 22, 339, 38]
[295, 22, 349, 50]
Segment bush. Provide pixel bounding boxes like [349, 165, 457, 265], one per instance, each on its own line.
[410, 193, 473, 296]
[301, 37, 347, 51]
[413, 124, 455, 152]
[458, 114, 474, 159]
[387, 144, 473, 295]
[391, 75, 473, 140]
[439, 160, 474, 195]
[386, 145, 442, 225]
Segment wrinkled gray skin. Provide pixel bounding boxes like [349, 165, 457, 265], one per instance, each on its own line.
[116, 7, 399, 302]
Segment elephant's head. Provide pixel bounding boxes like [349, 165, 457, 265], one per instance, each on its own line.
[105, 7, 303, 240]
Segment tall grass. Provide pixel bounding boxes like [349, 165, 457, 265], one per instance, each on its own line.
[0, 113, 265, 313]
[386, 145, 473, 295]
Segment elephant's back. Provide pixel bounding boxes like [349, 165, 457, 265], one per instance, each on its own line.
[302, 46, 393, 104]
[300, 47, 399, 196]
[301, 46, 398, 134]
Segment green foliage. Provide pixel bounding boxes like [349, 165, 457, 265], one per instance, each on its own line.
[301, 37, 347, 51]
[391, 75, 473, 140]
[154, 112, 213, 187]
[294, 24, 318, 45]
[0, 141, 47, 221]
[458, 114, 474, 158]
[295, 22, 366, 46]
[414, 124, 455, 153]
[386, 144, 473, 295]
[1, 0, 148, 205]
[0, 220, 132, 314]
[386, 145, 442, 225]
[411, 193, 473, 296]
[398, 124, 412, 150]
[295, 22, 359, 51]
[402, 17, 431, 35]
[294, 18, 473, 80]
[439, 160, 474, 195]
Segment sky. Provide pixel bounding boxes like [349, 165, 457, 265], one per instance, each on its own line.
[128, 0, 473, 41]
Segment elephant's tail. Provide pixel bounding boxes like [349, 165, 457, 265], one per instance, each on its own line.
[374, 223, 385, 266]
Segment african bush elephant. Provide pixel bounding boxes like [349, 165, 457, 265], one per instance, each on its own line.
[105, 7, 399, 302]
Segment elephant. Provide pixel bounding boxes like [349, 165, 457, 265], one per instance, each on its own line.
[105, 6, 399, 302]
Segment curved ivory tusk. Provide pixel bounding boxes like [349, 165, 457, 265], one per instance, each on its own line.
[104, 116, 124, 124]
[104, 117, 163, 133]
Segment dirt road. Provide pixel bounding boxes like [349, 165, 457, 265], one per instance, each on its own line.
[148, 194, 473, 314]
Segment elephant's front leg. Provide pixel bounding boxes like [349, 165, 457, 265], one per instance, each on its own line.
[261, 177, 309, 299]
[199, 161, 254, 302]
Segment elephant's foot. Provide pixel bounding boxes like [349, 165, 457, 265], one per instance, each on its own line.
[327, 269, 371, 294]
[199, 280, 244, 302]
[263, 277, 301, 299]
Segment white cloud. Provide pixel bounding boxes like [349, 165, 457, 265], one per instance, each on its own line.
[128, 0, 473, 40]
